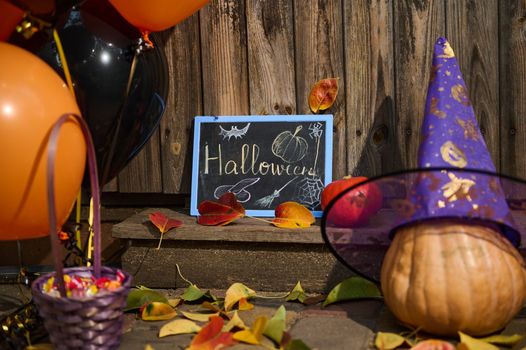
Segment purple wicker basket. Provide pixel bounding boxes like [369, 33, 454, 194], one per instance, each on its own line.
[31, 114, 132, 350]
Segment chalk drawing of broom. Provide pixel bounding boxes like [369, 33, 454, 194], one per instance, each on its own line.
[255, 177, 298, 208]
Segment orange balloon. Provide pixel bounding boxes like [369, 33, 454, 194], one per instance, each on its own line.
[0, 42, 86, 240]
[109, 0, 209, 33]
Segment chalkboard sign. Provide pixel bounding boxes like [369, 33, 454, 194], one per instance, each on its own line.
[190, 115, 333, 217]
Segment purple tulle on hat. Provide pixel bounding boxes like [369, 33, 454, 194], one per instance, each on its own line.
[321, 37, 526, 282]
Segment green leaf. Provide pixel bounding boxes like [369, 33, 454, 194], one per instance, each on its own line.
[323, 277, 382, 307]
[374, 332, 405, 350]
[125, 287, 168, 311]
[181, 284, 216, 302]
[285, 339, 312, 350]
[477, 334, 524, 346]
[263, 305, 286, 344]
[458, 332, 500, 350]
[285, 281, 306, 304]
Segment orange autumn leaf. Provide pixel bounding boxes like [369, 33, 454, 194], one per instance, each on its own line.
[188, 316, 237, 350]
[308, 78, 339, 113]
[197, 193, 245, 226]
[149, 211, 183, 249]
[272, 202, 315, 228]
[237, 297, 254, 311]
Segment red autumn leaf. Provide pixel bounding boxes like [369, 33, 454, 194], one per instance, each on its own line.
[308, 78, 339, 113]
[272, 202, 315, 228]
[149, 211, 183, 234]
[149, 211, 183, 249]
[197, 193, 245, 226]
[188, 316, 237, 350]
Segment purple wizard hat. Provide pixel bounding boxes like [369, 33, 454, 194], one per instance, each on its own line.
[322, 37, 526, 282]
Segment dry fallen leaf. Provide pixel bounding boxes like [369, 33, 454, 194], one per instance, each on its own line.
[285, 281, 307, 303]
[374, 332, 406, 350]
[238, 297, 254, 311]
[224, 283, 256, 311]
[159, 319, 202, 338]
[272, 202, 315, 228]
[323, 276, 382, 307]
[197, 193, 245, 226]
[187, 316, 237, 350]
[223, 311, 248, 332]
[263, 305, 286, 344]
[233, 316, 268, 345]
[308, 78, 339, 113]
[477, 333, 524, 346]
[141, 301, 177, 321]
[458, 332, 499, 350]
[148, 211, 183, 249]
[181, 311, 220, 323]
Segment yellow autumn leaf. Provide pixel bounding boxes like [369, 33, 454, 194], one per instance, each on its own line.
[224, 283, 256, 311]
[25, 344, 54, 350]
[159, 319, 202, 338]
[168, 298, 182, 308]
[181, 311, 220, 323]
[478, 334, 524, 346]
[458, 332, 499, 350]
[272, 202, 315, 229]
[141, 302, 177, 321]
[223, 311, 248, 332]
[145, 346, 154, 350]
[233, 316, 268, 345]
[375, 332, 405, 350]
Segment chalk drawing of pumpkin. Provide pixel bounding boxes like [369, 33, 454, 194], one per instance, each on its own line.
[271, 125, 309, 163]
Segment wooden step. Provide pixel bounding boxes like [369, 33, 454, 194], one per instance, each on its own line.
[112, 208, 353, 293]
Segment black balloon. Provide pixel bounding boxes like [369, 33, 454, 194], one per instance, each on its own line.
[26, 2, 168, 184]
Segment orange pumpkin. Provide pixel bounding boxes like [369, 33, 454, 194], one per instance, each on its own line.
[381, 219, 526, 336]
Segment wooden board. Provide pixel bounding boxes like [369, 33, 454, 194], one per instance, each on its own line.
[118, 131, 163, 193]
[294, 0, 346, 180]
[246, 0, 296, 115]
[446, 0, 500, 168]
[200, 0, 249, 115]
[500, 0, 526, 177]
[343, 0, 396, 177]
[394, 0, 445, 168]
[158, 15, 203, 194]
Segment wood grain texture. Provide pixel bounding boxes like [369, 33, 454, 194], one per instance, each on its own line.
[394, 0, 445, 168]
[118, 131, 162, 193]
[102, 177, 118, 192]
[446, 0, 500, 168]
[246, 0, 295, 115]
[200, 0, 249, 115]
[294, 0, 346, 180]
[157, 16, 202, 194]
[500, 0, 526, 177]
[343, 0, 396, 177]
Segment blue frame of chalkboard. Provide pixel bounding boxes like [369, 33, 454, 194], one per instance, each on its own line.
[190, 115, 333, 218]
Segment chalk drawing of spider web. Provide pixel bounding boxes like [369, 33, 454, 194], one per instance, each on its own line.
[294, 177, 325, 210]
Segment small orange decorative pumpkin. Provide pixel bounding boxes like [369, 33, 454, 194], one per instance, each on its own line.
[381, 219, 526, 336]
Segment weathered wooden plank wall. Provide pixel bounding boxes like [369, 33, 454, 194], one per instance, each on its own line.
[108, 0, 526, 196]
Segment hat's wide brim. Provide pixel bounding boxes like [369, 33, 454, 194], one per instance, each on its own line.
[321, 167, 526, 283]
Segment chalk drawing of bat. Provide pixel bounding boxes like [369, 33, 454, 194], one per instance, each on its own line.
[219, 123, 251, 140]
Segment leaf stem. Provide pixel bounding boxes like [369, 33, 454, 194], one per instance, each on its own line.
[245, 215, 274, 224]
[255, 293, 290, 299]
[156, 234, 164, 250]
[176, 263, 194, 286]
